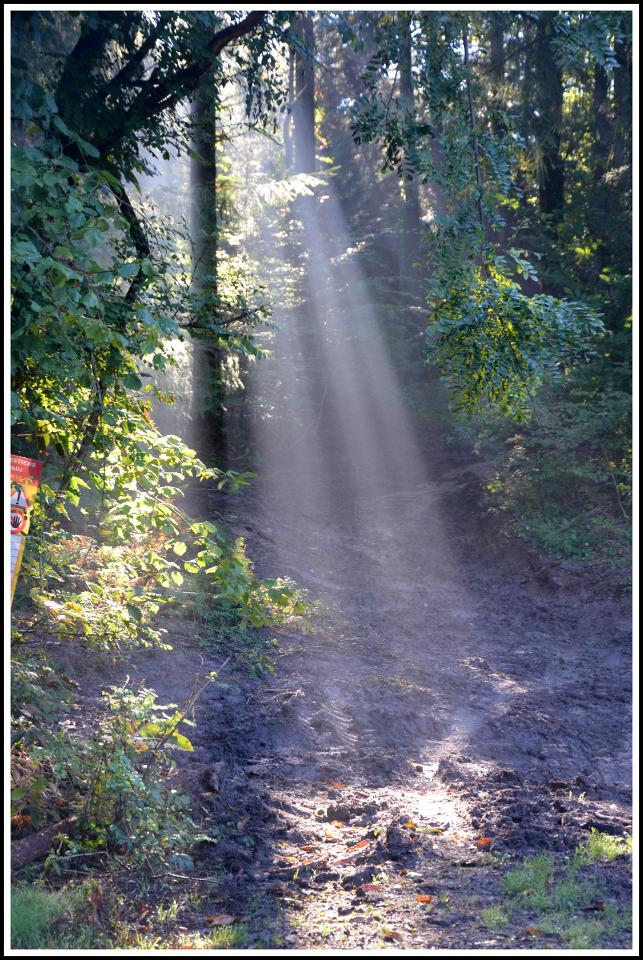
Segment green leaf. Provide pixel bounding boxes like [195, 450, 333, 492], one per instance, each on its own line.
[167, 732, 194, 752]
[117, 262, 141, 279]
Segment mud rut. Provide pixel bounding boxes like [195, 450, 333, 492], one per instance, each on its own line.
[177, 219, 632, 950]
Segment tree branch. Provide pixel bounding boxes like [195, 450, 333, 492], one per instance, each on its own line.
[100, 12, 173, 102]
[97, 11, 266, 157]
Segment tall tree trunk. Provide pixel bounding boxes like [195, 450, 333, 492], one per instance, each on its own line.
[613, 20, 632, 168]
[592, 63, 611, 181]
[398, 12, 422, 295]
[488, 14, 506, 138]
[190, 80, 226, 460]
[534, 13, 564, 215]
[284, 49, 295, 171]
[292, 14, 316, 174]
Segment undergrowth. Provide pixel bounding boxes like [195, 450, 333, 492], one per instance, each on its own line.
[454, 366, 631, 569]
[10, 421, 313, 910]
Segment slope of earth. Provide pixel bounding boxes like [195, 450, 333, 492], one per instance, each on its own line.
[166, 202, 633, 951]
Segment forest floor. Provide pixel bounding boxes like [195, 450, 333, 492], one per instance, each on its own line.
[153, 462, 631, 952]
[20, 216, 632, 952]
[109, 214, 633, 951]
[100, 449, 634, 951]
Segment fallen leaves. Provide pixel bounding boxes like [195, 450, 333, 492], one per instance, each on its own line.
[333, 856, 360, 866]
[474, 837, 494, 849]
[332, 840, 370, 866]
[347, 839, 369, 852]
[267, 883, 300, 900]
[203, 914, 239, 926]
[10, 814, 32, 830]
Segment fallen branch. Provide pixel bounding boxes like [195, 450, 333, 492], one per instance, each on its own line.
[11, 816, 78, 870]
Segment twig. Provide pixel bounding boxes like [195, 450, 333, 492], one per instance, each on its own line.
[150, 872, 220, 882]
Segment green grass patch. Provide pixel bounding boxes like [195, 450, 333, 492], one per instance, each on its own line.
[501, 833, 632, 948]
[210, 922, 249, 949]
[481, 905, 509, 930]
[11, 883, 101, 949]
[573, 828, 633, 866]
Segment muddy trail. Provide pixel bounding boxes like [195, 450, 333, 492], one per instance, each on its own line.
[174, 206, 632, 950]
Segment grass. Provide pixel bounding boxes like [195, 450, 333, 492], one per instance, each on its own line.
[503, 851, 554, 905]
[501, 832, 632, 949]
[573, 828, 633, 866]
[481, 905, 509, 930]
[11, 883, 102, 949]
[210, 922, 249, 949]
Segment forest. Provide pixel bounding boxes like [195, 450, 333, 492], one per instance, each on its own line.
[9, 7, 634, 953]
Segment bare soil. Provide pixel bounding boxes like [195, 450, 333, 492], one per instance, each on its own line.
[148, 226, 633, 950]
[86, 427, 633, 951]
[167, 456, 631, 951]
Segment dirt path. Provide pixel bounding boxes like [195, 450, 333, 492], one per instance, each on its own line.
[177, 212, 632, 950]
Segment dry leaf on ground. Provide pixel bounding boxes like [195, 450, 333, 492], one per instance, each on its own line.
[474, 837, 494, 848]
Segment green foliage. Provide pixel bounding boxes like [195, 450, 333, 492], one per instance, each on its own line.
[480, 905, 509, 931]
[11, 652, 75, 750]
[552, 11, 628, 70]
[504, 852, 554, 901]
[12, 682, 209, 873]
[60, 684, 203, 865]
[573, 829, 633, 866]
[426, 268, 604, 419]
[10, 13, 308, 887]
[11, 87, 304, 644]
[345, 10, 630, 566]
[483, 367, 631, 565]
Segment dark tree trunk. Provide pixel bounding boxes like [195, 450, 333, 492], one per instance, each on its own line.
[488, 14, 506, 138]
[284, 49, 295, 171]
[292, 14, 316, 174]
[592, 63, 611, 181]
[190, 81, 226, 461]
[613, 21, 632, 167]
[398, 12, 422, 295]
[534, 13, 564, 216]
